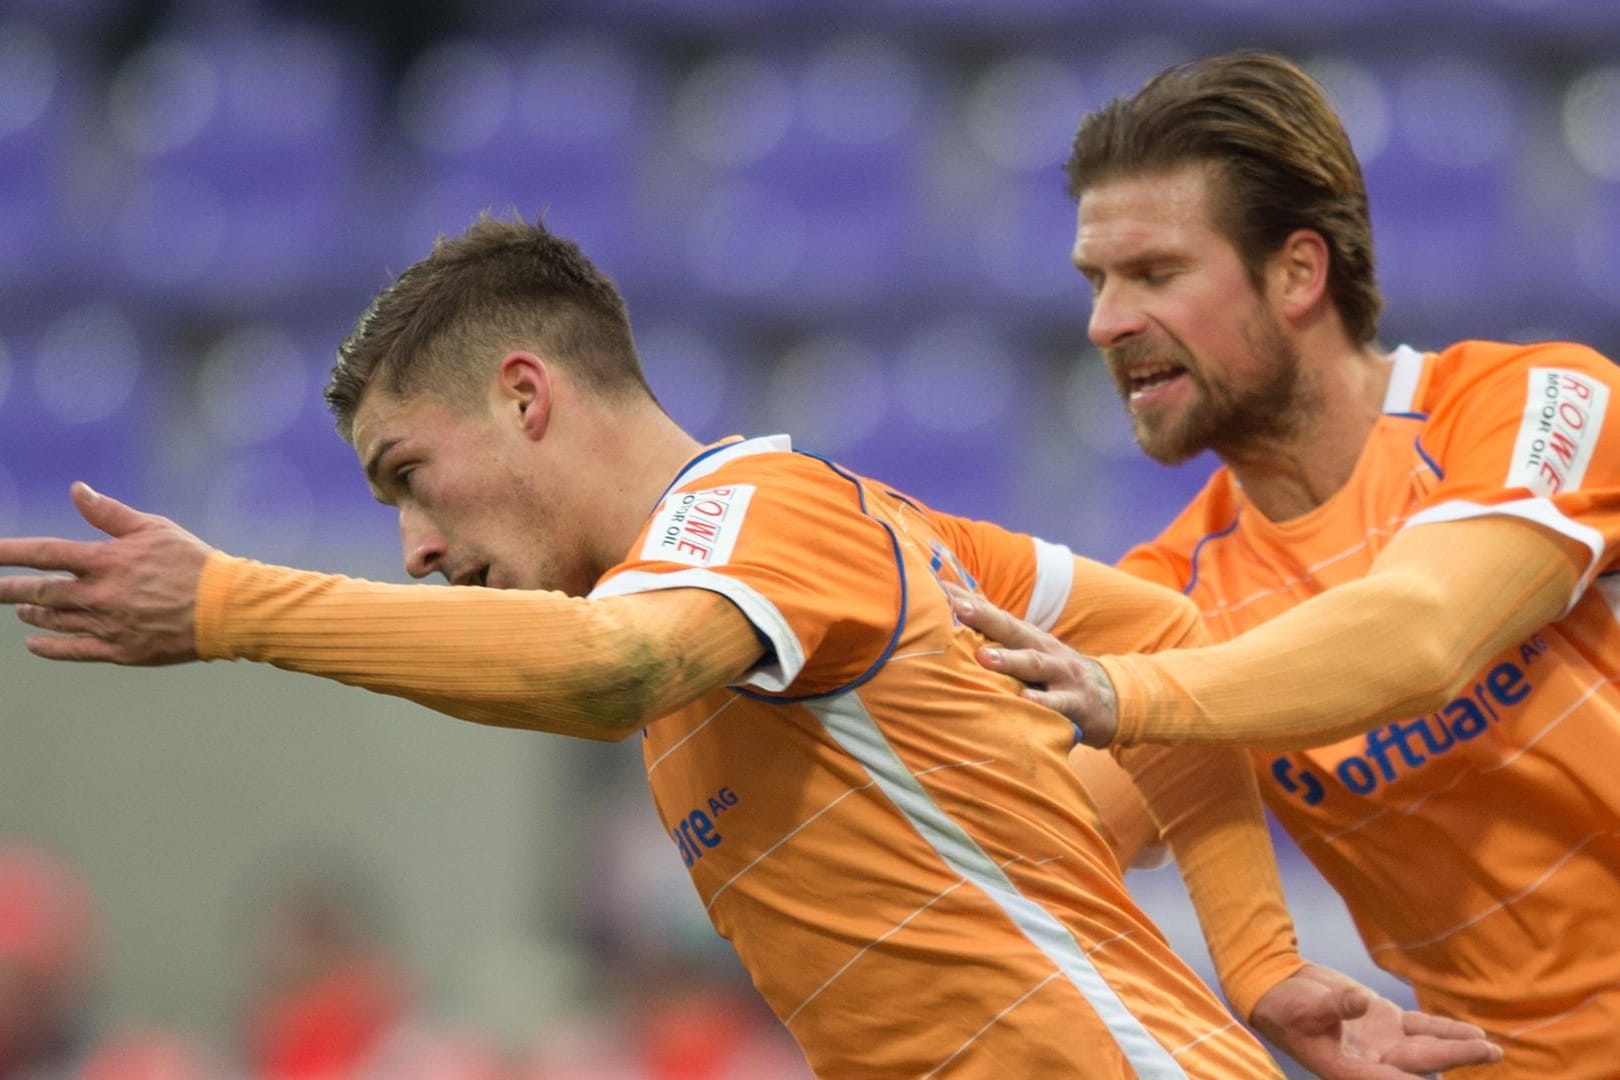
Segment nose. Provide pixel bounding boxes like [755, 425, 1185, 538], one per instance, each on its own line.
[400, 507, 446, 580]
[1087, 281, 1146, 350]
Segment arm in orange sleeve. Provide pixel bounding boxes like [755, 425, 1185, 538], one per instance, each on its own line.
[1065, 747, 1166, 869]
[194, 554, 765, 741]
[1041, 559, 1303, 1019]
[1118, 739, 1303, 1020]
[1099, 515, 1587, 748]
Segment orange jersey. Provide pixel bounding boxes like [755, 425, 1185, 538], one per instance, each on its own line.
[1119, 340, 1620, 1077]
[591, 436, 1280, 1080]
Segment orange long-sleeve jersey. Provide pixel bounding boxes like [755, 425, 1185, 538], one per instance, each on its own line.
[1117, 340, 1620, 1078]
[590, 436, 1290, 1079]
[197, 434, 1301, 1079]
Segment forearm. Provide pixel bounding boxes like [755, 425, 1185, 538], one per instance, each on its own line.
[1101, 516, 1584, 748]
[1067, 747, 1165, 869]
[1116, 742, 1301, 1020]
[1079, 586, 1302, 1019]
[196, 554, 762, 740]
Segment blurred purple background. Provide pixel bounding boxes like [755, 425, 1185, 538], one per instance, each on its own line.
[1, 2, 1617, 1075]
[4, 0, 1617, 564]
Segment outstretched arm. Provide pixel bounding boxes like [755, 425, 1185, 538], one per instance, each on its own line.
[0, 484, 764, 740]
[957, 514, 1586, 748]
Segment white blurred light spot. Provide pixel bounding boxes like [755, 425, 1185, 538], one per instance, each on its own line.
[673, 54, 793, 168]
[0, 22, 57, 138]
[1562, 68, 1620, 183]
[767, 336, 887, 452]
[687, 181, 806, 296]
[34, 304, 141, 424]
[1064, 350, 1139, 459]
[517, 33, 637, 144]
[109, 38, 219, 155]
[1305, 56, 1391, 165]
[895, 319, 1013, 432]
[802, 35, 921, 145]
[1398, 59, 1513, 169]
[966, 55, 1085, 171]
[398, 39, 512, 154]
[116, 174, 226, 285]
[204, 456, 315, 561]
[197, 326, 309, 445]
[636, 325, 727, 434]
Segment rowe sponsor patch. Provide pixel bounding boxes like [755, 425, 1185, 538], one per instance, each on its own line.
[642, 484, 755, 566]
[1507, 367, 1609, 496]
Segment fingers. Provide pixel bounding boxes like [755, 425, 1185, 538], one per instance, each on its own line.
[1400, 1009, 1490, 1040]
[975, 643, 1053, 687]
[15, 603, 101, 635]
[1382, 1035, 1505, 1072]
[24, 632, 121, 663]
[0, 573, 83, 608]
[1382, 1010, 1504, 1072]
[948, 589, 1048, 651]
[72, 482, 156, 539]
[0, 539, 99, 574]
[1334, 985, 1373, 1023]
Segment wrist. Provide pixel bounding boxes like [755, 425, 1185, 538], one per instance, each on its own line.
[194, 551, 248, 660]
[1093, 654, 1147, 744]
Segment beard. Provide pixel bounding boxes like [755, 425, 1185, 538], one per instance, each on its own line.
[1107, 314, 1311, 465]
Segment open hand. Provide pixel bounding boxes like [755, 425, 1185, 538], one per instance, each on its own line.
[1251, 964, 1504, 1079]
[945, 583, 1120, 747]
[0, 483, 213, 664]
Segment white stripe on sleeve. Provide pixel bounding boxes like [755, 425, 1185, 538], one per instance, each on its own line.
[1403, 497, 1607, 613]
[1026, 537, 1076, 631]
[590, 568, 806, 691]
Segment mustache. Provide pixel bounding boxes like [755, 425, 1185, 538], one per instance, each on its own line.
[1103, 339, 1191, 370]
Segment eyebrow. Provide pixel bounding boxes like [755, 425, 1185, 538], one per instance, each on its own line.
[363, 437, 402, 492]
[1075, 250, 1183, 278]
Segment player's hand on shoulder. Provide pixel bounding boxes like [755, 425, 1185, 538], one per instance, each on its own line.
[944, 583, 1119, 747]
[0, 482, 214, 665]
[1250, 963, 1503, 1079]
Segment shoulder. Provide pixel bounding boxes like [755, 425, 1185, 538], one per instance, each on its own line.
[665, 439, 878, 519]
[1420, 339, 1619, 411]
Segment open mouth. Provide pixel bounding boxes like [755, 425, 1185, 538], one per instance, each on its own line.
[453, 566, 491, 588]
[1122, 362, 1187, 402]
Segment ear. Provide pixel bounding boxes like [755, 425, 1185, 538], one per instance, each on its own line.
[1269, 228, 1331, 322]
[495, 351, 553, 440]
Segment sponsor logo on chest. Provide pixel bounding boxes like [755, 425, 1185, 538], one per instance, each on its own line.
[1507, 368, 1609, 496]
[642, 485, 755, 566]
[1269, 633, 1549, 806]
[669, 786, 740, 869]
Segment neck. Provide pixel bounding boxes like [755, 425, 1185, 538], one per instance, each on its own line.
[1223, 341, 1393, 522]
[578, 401, 705, 579]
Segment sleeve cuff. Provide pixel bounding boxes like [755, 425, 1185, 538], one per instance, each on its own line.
[1228, 955, 1309, 1025]
[1096, 653, 1155, 745]
[194, 551, 248, 661]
